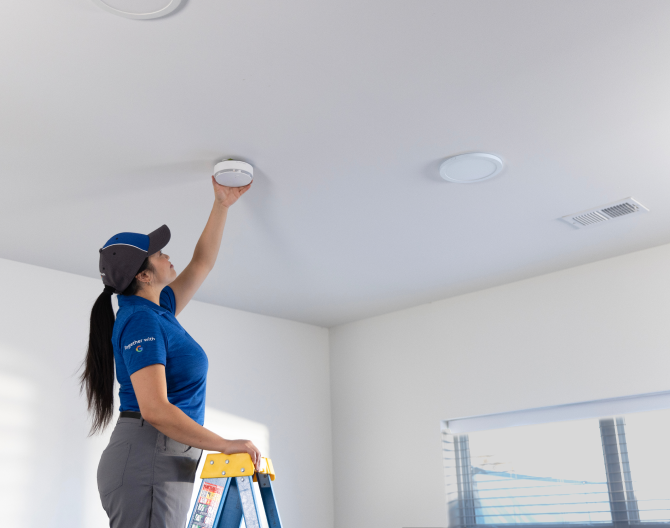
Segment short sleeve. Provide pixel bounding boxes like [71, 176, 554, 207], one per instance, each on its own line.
[160, 286, 176, 314]
[119, 311, 167, 376]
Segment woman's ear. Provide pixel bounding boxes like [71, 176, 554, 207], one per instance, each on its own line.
[136, 269, 152, 285]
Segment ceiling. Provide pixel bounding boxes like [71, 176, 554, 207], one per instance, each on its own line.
[2, 1, 670, 327]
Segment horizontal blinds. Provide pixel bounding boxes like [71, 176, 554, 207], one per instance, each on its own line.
[442, 415, 670, 527]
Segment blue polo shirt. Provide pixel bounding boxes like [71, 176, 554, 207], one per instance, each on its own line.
[112, 287, 208, 425]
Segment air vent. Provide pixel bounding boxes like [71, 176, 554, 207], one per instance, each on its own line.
[561, 198, 649, 229]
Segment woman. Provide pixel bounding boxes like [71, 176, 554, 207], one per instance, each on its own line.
[81, 177, 261, 528]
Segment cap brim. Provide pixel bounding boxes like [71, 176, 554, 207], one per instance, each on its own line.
[147, 225, 171, 255]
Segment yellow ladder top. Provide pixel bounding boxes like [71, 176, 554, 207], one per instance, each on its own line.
[200, 452, 276, 481]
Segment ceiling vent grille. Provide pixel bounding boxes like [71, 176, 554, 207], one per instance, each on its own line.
[561, 197, 649, 229]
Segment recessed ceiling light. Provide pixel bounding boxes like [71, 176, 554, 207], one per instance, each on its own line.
[439, 153, 504, 184]
[91, 0, 181, 20]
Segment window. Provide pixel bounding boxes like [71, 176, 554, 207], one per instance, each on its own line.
[443, 394, 670, 528]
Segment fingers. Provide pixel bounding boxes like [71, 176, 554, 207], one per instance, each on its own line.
[245, 440, 261, 471]
[249, 442, 261, 471]
[251, 450, 259, 471]
[249, 448, 258, 470]
[223, 439, 261, 471]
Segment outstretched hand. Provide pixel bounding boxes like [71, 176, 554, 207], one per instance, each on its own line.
[212, 175, 252, 208]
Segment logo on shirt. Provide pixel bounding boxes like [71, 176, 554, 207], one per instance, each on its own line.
[124, 337, 156, 351]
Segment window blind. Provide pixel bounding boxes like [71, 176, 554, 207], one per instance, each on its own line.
[443, 406, 670, 527]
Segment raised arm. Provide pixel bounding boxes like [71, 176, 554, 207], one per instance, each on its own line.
[170, 177, 251, 316]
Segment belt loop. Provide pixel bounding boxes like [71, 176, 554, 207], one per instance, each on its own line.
[140, 417, 145, 427]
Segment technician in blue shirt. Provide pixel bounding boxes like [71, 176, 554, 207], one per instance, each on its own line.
[80, 177, 259, 528]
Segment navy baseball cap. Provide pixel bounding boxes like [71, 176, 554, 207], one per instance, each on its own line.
[99, 225, 171, 294]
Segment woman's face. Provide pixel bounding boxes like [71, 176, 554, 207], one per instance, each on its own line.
[148, 250, 177, 286]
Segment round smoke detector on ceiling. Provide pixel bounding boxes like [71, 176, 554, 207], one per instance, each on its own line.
[439, 153, 504, 184]
[214, 160, 254, 188]
[91, 0, 181, 20]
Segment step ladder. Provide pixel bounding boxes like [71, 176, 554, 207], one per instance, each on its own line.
[186, 452, 283, 528]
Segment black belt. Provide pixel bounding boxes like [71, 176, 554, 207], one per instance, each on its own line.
[120, 411, 143, 419]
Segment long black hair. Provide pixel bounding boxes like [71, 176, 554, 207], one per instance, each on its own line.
[80, 258, 152, 434]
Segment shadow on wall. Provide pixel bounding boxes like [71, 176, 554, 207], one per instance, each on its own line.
[0, 371, 38, 528]
[1, 341, 100, 528]
[0, 350, 271, 528]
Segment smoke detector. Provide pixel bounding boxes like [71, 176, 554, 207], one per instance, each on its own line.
[214, 160, 253, 188]
[439, 153, 504, 183]
[561, 197, 649, 229]
[91, 0, 181, 19]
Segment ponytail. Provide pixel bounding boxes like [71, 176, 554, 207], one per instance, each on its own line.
[80, 290, 116, 435]
[80, 258, 151, 434]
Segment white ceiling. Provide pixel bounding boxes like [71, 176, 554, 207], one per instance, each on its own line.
[3, 0, 670, 327]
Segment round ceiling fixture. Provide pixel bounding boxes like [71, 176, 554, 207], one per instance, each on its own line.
[439, 153, 504, 184]
[91, 0, 181, 20]
[214, 160, 254, 188]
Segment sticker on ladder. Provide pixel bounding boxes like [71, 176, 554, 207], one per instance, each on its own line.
[189, 483, 224, 527]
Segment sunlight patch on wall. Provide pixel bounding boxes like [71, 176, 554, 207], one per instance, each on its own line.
[203, 407, 270, 457]
[188, 407, 271, 528]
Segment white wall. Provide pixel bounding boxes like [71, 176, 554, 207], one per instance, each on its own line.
[0, 257, 333, 528]
[6, 240, 670, 528]
[329, 243, 670, 528]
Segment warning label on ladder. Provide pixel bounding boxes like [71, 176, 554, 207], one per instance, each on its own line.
[189, 483, 224, 527]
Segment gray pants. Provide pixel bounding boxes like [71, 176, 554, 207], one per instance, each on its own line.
[97, 416, 202, 528]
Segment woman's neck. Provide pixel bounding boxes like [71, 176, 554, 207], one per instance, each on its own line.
[135, 285, 162, 306]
